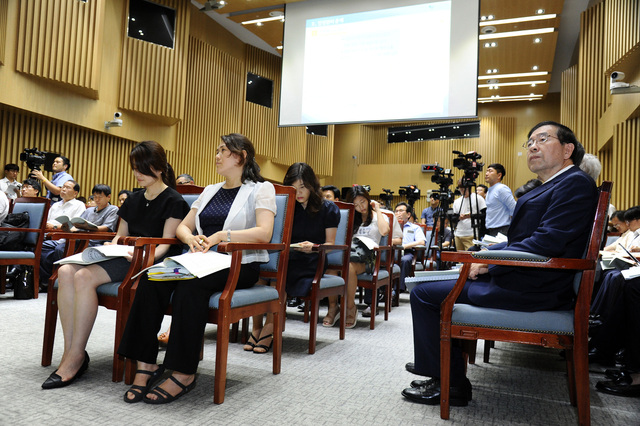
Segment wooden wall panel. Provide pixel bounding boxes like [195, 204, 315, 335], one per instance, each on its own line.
[604, 0, 640, 70]
[0, 106, 138, 200]
[0, 0, 7, 65]
[576, 3, 606, 155]
[15, 0, 103, 94]
[174, 37, 244, 186]
[611, 118, 640, 209]
[560, 64, 579, 132]
[242, 45, 281, 159]
[306, 125, 335, 177]
[273, 126, 306, 167]
[119, 0, 189, 122]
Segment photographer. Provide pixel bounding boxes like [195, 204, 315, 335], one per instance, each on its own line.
[31, 156, 73, 202]
[452, 179, 485, 250]
[484, 163, 516, 236]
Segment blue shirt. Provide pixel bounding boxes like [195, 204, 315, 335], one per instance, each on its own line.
[421, 207, 435, 227]
[48, 171, 73, 201]
[402, 221, 426, 246]
[485, 182, 516, 229]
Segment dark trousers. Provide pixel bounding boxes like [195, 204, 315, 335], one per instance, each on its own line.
[487, 225, 510, 237]
[39, 240, 67, 286]
[410, 279, 473, 386]
[590, 270, 627, 355]
[399, 252, 415, 292]
[624, 280, 640, 370]
[118, 264, 259, 374]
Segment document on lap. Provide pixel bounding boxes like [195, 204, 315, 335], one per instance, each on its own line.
[55, 245, 133, 265]
[55, 215, 99, 231]
[134, 251, 232, 281]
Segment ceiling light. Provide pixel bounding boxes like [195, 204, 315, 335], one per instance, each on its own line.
[200, 0, 226, 11]
[276, 45, 283, 50]
[242, 16, 286, 25]
[478, 94, 543, 101]
[534, 37, 542, 43]
[479, 14, 556, 26]
[256, 22, 263, 27]
[478, 71, 548, 80]
[536, 9, 545, 14]
[479, 28, 555, 40]
[487, 15, 494, 20]
[478, 80, 547, 88]
[532, 65, 539, 70]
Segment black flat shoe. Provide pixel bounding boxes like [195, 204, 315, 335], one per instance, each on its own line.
[124, 365, 166, 403]
[596, 370, 640, 397]
[42, 351, 90, 389]
[405, 362, 430, 377]
[402, 378, 472, 406]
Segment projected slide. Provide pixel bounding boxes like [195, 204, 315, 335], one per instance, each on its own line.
[301, 3, 450, 124]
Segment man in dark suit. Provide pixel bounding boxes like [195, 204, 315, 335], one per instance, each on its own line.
[402, 121, 598, 406]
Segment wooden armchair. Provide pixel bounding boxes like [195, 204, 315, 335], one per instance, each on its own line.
[438, 181, 612, 424]
[357, 211, 394, 329]
[0, 197, 50, 298]
[301, 201, 355, 354]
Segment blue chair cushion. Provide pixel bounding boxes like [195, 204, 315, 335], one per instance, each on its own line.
[451, 304, 574, 335]
[0, 251, 35, 259]
[319, 274, 344, 290]
[415, 263, 425, 271]
[392, 264, 400, 274]
[209, 284, 279, 309]
[358, 269, 390, 281]
[97, 282, 122, 297]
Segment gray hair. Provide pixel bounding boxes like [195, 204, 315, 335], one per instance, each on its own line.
[579, 153, 601, 181]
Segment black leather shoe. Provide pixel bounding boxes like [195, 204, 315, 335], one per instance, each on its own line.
[410, 378, 438, 389]
[605, 368, 623, 380]
[596, 370, 640, 397]
[42, 351, 90, 389]
[402, 378, 472, 406]
[405, 362, 430, 377]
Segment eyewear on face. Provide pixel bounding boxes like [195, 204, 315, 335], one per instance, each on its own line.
[522, 133, 559, 149]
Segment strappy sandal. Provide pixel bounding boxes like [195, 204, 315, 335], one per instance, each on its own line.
[124, 365, 166, 403]
[243, 332, 259, 351]
[322, 306, 340, 327]
[143, 375, 196, 405]
[345, 306, 358, 329]
[253, 334, 273, 354]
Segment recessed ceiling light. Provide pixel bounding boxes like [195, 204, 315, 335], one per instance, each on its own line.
[536, 9, 545, 14]
[479, 28, 554, 40]
[487, 15, 495, 20]
[534, 38, 542, 43]
[532, 65, 539, 70]
[257, 22, 263, 27]
[492, 68, 498, 73]
[478, 71, 548, 79]
[480, 15, 487, 21]
[479, 14, 557, 26]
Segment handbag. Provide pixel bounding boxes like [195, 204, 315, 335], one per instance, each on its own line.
[0, 211, 30, 251]
[350, 237, 376, 274]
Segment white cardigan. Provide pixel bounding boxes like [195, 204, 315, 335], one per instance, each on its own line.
[191, 180, 277, 264]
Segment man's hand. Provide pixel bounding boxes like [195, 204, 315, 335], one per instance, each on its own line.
[468, 263, 489, 280]
[30, 169, 45, 181]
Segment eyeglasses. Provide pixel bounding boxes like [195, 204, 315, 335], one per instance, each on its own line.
[522, 133, 559, 149]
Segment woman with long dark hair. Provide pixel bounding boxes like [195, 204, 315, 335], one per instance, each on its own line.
[118, 133, 277, 404]
[325, 185, 389, 329]
[246, 162, 340, 353]
[42, 141, 189, 390]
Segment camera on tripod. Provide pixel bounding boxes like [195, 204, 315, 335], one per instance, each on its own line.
[453, 150, 484, 187]
[399, 185, 420, 206]
[19, 147, 47, 171]
[379, 188, 394, 209]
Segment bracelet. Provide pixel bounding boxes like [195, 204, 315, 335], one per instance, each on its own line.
[226, 230, 231, 242]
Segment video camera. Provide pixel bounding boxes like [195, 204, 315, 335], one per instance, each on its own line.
[19, 147, 47, 171]
[379, 188, 394, 209]
[398, 185, 420, 206]
[452, 150, 483, 187]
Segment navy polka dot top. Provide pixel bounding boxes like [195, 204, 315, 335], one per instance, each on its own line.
[200, 186, 241, 236]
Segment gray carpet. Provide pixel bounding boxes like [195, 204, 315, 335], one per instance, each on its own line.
[1, 291, 638, 425]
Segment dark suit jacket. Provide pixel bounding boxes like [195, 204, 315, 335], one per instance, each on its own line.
[467, 166, 598, 312]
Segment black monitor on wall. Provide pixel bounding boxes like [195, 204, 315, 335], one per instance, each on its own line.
[246, 73, 274, 108]
[128, 0, 176, 49]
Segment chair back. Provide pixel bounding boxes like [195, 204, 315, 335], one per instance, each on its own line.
[260, 184, 296, 275]
[327, 201, 355, 267]
[378, 211, 393, 265]
[11, 197, 50, 246]
[176, 184, 204, 207]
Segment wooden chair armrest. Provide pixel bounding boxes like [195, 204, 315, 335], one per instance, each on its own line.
[0, 227, 42, 233]
[314, 243, 348, 253]
[48, 231, 116, 241]
[217, 242, 287, 252]
[441, 250, 594, 270]
[132, 237, 181, 246]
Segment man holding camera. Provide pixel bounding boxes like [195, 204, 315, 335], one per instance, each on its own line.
[31, 156, 73, 202]
[402, 121, 597, 407]
[484, 163, 516, 236]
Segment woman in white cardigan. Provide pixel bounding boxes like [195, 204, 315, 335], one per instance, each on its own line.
[118, 133, 276, 405]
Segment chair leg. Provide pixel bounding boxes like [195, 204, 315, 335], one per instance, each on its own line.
[273, 307, 283, 374]
[241, 317, 249, 343]
[483, 340, 492, 363]
[230, 321, 239, 343]
[213, 317, 230, 404]
[383, 284, 390, 321]
[566, 348, 577, 406]
[572, 347, 591, 425]
[369, 288, 376, 330]
[440, 335, 452, 420]
[0, 266, 6, 294]
[41, 287, 58, 366]
[32, 264, 39, 299]
[462, 340, 477, 365]
[308, 296, 319, 354]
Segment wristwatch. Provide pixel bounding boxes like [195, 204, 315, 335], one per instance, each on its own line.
[226, 230, 231, 242]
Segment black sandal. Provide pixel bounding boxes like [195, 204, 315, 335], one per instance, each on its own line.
[143, 375, 196, 405]
[253, 334, 273, 354]
[243, 332, 259, 351]
[123, 365, 166, 403]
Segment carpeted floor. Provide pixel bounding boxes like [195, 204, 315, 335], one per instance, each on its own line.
[0, 290, 637, 425]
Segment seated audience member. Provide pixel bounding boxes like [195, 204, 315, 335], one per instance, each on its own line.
[0, 190, 7, 223]
[117, 134, 274, 404]
[579, 153, 616, 230]
[118, 189, 131, 206]
[31, 155, 73, 202]
[247, 162, 339, 351]
[85, 196, 97, 208]
[390, 202, 426, 297]
[46, 181, 86, 230]
[321, 185, 340, 202]
[39, 184, 120, 288]
[421, 194, 439, 227]
[41, 141, 189, 390]
[402, 121, 596, 407]
[514, 178, 542, 199]
[176, 174, 195, 185]
[475, 184, 488, 199]
[20, 178, 41, 197]
[602, 210, 629, 252]
[0, 163, 21, 199]
[452, 180, 486, 250]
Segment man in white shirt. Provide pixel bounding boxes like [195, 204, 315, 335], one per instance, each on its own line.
[0, 191, 8, 223]
[484, 163, 516, 236]
[452, 180, 486, 250]
[0, 163, 22, 199]
[46, 180, 86, 229]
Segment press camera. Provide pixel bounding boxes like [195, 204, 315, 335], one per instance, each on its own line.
[453, 150, 483, 187]
[19, 147, 47, 171]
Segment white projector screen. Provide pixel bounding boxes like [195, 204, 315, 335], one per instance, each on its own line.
[280, 0, 479, 126]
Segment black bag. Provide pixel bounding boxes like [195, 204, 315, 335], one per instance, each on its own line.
[350, 237, 376, 274]
[13, 266, 34, 299]
[0, 212, 30, 251]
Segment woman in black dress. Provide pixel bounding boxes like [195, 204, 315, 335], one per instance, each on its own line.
[42, 141, 189, 390]
[246, 162, 340, 353]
